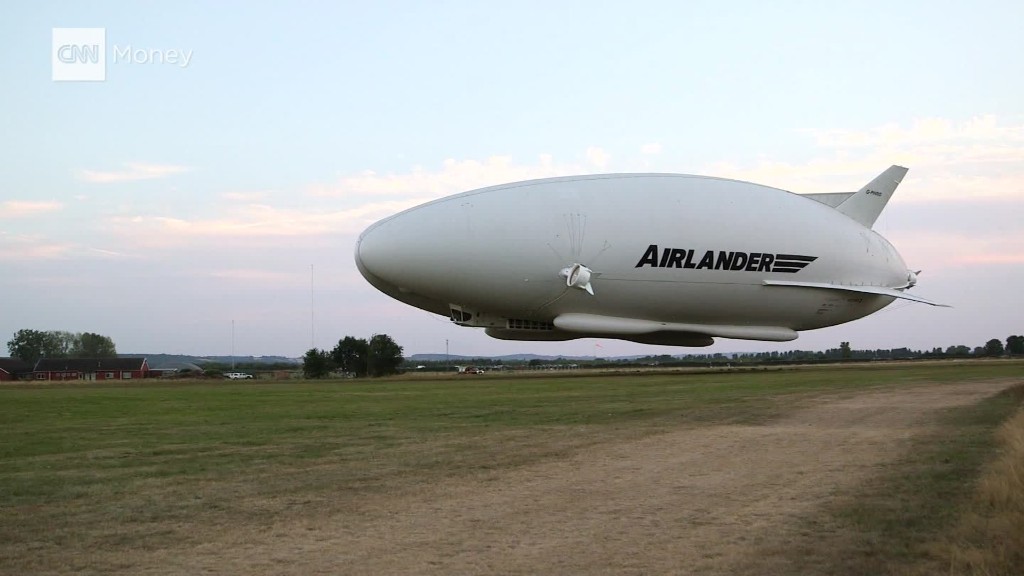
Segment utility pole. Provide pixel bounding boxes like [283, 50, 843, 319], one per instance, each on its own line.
[367, 333, 376, 377]
[310, 264, 315, 349]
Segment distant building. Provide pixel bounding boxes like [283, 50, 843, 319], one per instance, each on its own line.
[32, 358, 150, 381]
[0, 358, 33, 381]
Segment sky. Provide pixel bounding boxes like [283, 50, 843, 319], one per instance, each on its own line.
[1, 1, 1022, 359]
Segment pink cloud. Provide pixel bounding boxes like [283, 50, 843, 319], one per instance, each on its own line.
[79, 163, 191, 183]
[0, 200, 63, 218]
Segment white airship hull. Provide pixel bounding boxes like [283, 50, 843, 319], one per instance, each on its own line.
[356, 169, 940, 346]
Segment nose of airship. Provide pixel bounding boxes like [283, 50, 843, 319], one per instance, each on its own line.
[355, 202, 557, 315]
[354, 222, 399, 289]
[355, 213, 441, 296]
[356, 212, 467, 317]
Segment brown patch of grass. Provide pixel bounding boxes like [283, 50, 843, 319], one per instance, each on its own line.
[767, 381, 1024, 576]
[927, 405, 1024, 575]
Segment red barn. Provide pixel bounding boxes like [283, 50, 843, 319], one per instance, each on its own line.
[32, 358, 150, 381]
[0, 358, 33, 381]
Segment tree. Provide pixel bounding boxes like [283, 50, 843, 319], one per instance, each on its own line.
[946, 345, 971, 357]
[7, 329, 61, 363]
[6, 329, 119, 363]
[983, 338, 1005, 357]
[51, 331, 78, 357]
[331, 336, 369, 377]
[1006, 335, 1024, 357]
[367, 334, 403, 377]
[328, 334, 403, 378]
[74, 332, 117, 357]
[302, 348, 333, 379]
[839, 341, 852, 360]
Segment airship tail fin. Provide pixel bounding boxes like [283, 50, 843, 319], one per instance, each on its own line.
[764, 279, 950, 307]
[835, 165, 909, 228]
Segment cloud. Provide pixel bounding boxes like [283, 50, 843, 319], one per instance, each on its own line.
[894, 232, 1024, 271]
[105, 149, 618, 250]
[0, 200, 63, 218]
[89, 248, 133, 259]
[640, 143, 662, 155]
[962, 253, 1024, 264]
[223, 191, 271, 201]
[0, 234, 73, 260]
[888, 213, 1024, 270]
[109, 198, 431, 248]
[807, 115, 1024, 149]
[585, 146, 610, 169]
[79, 163, 191, 183]
[699, 116, 1024, 202]
[0, 232, 137, 261]
[308, 154, 589, 198]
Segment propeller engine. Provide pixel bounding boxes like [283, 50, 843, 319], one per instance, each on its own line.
[561, 263, 596, 295]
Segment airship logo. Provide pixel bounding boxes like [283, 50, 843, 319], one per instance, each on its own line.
[634, 245, 817, 273]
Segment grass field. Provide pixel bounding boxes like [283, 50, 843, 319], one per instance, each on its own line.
[1, 360, 1021, 574]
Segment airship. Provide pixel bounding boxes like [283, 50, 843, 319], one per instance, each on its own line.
[355, 166, 944, 347]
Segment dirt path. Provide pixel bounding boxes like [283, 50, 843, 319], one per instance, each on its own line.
[131, 380, 1013, 575]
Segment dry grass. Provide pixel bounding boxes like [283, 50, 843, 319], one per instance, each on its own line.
[934, 406, 1024, 575]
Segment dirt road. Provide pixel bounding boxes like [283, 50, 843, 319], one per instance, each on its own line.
[127, 380, 1013, 575]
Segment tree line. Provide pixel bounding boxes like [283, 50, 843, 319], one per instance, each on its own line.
[402, 334, 1023, 371]
[7, 327, 1017, 376]
[302, 334, 404, 378]
[714, 334, 1023, 364]
[6, 329, 118, 363]
[605, 334, 1022, 367]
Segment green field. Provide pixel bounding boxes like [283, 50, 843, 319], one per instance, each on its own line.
[1, 361, 1021, 574]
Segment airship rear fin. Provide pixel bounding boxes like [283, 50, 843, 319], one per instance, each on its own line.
[835, 165, 909, 228]
[802, 192, 855, 208]
[764, 279, 949, 307]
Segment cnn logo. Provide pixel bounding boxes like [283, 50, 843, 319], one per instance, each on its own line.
[52, 28, 106, 82]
